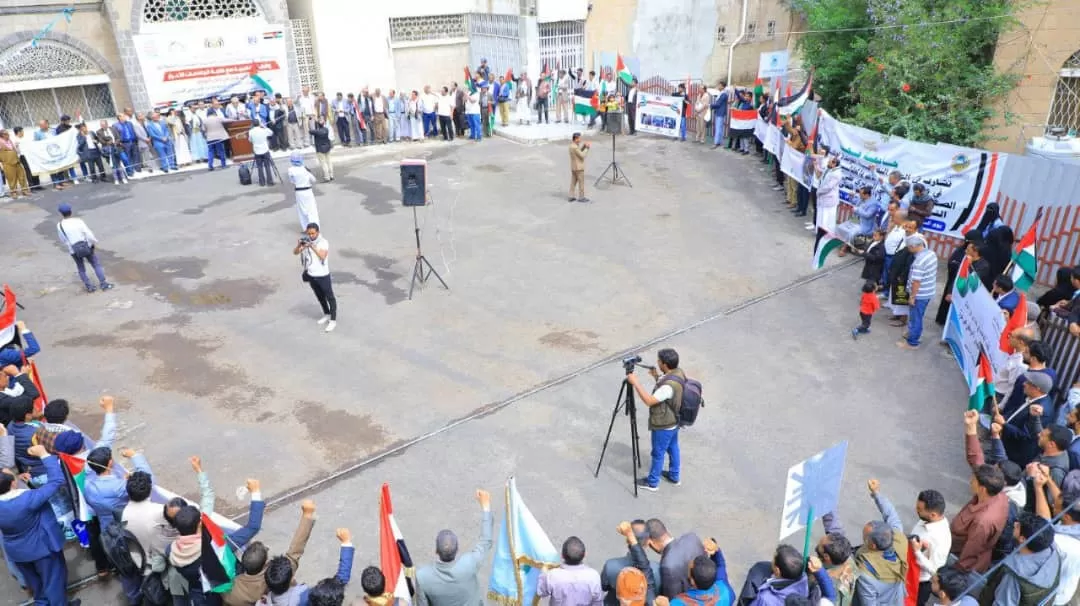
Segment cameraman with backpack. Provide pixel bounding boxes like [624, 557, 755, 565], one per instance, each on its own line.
[627, 348, 700, 493]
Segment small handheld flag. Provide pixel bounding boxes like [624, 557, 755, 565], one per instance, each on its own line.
[1008, 212, 1040, 292]
[812, 227, 844, 270]
[616, 54, 633, 85]
[380, 484, 415, 601]
[969, 351, 996, 411]
[202, 513, 238, 593]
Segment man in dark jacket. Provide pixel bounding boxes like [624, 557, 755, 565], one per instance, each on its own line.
[644, 518, 705, 598]
[75, 123, 105, 183]
[740, 544, 812, 606]
[602, 520, 658, 606]
[0, 364, 39, 426]
[907, 183, 935, 228]
[309, 118, 334, 182]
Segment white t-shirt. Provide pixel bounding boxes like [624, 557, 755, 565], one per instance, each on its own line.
[910, 518, 952, 582]
[466, 93, 481, 115]
[1054, 530, 1080, 605]
[56, 217, 96, 254]
[374, 96, 385, 114]
[302, 236, 330, 277]
[249, 126, 272, 154]
[423, 93, 439, 113]
[437, 95, 454, 117]
[298, 94, 316, 116]
[653, 384, 674, 404]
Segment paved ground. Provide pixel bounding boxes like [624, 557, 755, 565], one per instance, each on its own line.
[0, 132, 971, 604]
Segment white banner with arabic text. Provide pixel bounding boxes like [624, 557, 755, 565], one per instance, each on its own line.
[23, 129, 79, 176]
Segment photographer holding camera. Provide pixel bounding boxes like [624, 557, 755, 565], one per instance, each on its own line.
[293, 222, 337, 333]
[626, 348, 684, 492]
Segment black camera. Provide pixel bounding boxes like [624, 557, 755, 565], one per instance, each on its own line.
[622, 355, 642, 374]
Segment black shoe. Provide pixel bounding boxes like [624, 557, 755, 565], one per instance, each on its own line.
[661, 471, 681, 486]
[578, 197, 590, 203]
[85, 285, 97, 293]
[568, 197, 576, 202]
[100, 282, 114, 291]
[70, 600, 81, 606]
[636, 478, 658, 492]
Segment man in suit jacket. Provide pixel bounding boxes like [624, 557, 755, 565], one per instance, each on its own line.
[568, 132, 590, 203]
[0, 444, 80, 605]
[416, 489, 493, 606]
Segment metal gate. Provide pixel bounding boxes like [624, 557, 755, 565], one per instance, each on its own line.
[539, 20, 584, 73]
[468, 13, 522, 79]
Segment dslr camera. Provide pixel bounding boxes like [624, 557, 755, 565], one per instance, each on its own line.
[622, 355, 642, 374]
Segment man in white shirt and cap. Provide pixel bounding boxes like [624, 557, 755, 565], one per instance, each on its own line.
[55, 203, 113, 293]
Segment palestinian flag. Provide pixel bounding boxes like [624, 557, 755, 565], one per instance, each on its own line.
[0, 285, 16, 347]
[778, 72, 813, 117]
[573, 88, 598, 116]
[999, 292, 1028, 354]
[379, 484, 415, 601]
[1008, 219, 1039, 292]
[729, 108, 758, 138]
[464, 66, 476, 93]
[202, 513, 238, 593]
[616, 54, 632, 85]
[753, 77, 764, 106]
[540, 62, 551, 83]
[812, 227, 844, 270]
[968, 351, 996, 411]
[59, 452, 92, 523]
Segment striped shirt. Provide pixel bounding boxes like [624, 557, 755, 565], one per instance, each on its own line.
[908, 249, 938, 300]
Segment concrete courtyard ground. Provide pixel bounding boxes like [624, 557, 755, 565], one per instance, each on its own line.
[0, 132, 970, 604]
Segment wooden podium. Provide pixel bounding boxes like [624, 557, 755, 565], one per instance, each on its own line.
[224, 119, 253, 162]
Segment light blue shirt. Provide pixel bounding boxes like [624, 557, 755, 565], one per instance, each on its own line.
[85, 453, 151, 528]
[145, 120, 171, 143]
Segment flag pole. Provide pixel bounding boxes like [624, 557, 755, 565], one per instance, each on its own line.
[801, 505, 815, 563]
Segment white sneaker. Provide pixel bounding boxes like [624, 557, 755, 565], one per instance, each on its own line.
[73, 178, 80, 185]
[316, 315, 330, 325]
[324, 320, 337, 333]
[115, 181, 121, 186]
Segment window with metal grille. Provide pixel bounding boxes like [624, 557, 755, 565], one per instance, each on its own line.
[767, 20, 776, 38]
[0, 42, 99, 83]
[1047, 50, 1080, 135]
[389, 14, 468, 43]
[538, 21, 585, 74]
[746, 22, 756, 42]
[0, 84, 116, 128]
[290, 18, 320, 90]
[717, 25, 726, 42]
[142, 0, 262, 23]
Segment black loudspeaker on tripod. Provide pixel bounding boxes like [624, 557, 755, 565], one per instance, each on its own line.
[400, 160, 427, 207]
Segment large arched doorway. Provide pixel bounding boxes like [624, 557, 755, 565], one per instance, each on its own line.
[0, 39, 117, 128]
[1047, 50, 1080, 135]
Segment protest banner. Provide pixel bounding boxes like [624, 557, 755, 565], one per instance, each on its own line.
[779, 441, 848, 557]
[754, 117, 768, 144]
[816, 112, 1006, 239]
[22, 128, 79, 177]
[943, 257, 1010, 400]
[780, 142, 811, 188]
[133, 23, 289, 107]
[634, 92, 683, 138]
[763, 123, 782, 156]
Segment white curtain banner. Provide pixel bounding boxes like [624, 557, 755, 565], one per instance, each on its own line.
[23, 129, 79, 176]
[816, 111, 1006, 239]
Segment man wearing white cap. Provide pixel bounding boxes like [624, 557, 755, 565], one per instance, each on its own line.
[287, 152, 319, 231]
[899, 235, 937, 350]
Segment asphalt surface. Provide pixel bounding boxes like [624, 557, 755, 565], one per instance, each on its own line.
[0, 134, 970, 604]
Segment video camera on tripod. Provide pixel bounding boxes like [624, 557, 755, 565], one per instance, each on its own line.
[597, 353, 654, 497]
[621, 354, 656, 375]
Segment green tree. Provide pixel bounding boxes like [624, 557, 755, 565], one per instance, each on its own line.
[789, 0, 873, 118]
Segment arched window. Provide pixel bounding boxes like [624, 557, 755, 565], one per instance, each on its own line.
[142, 0, 262, 24]
[1047, 50, 1080, 135]
[0, 41, 115, 127]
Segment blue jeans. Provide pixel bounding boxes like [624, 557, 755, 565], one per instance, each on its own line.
[647, 428, 680, 486]
[72, 250, 108, 289]
[423, 112, 438, 136]
[882, 254, 894, 288]
[467, 114, 482, 140]
[713, 118, 726, 145]
[907, 297, 931, 346]
[679, 117, 687, 141]
[121, 141, 139, 175]
[207, 140, 227, 169]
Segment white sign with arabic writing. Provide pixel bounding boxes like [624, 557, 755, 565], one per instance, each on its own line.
[816, 111, 1007, 240]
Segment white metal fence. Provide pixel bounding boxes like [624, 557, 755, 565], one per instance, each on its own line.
[539, 20, 584, 74]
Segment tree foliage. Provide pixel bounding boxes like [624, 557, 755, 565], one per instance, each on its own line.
[790, 0, 1019, 147]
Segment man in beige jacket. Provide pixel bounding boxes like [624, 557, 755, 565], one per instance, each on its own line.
[223, 498, 317, 605]
[569, 132, 590, 203]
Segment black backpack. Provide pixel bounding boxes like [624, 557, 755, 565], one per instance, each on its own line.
[663, 374, 705, 427]
[238, 163, 252, 186]
[101, 517, 146, 579]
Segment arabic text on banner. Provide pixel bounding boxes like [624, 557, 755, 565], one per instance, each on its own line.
[816, 112, 1006, 240]
[634, 93, 682, 139]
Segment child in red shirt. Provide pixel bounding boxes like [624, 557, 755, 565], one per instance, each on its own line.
[853, 280, 881, 339]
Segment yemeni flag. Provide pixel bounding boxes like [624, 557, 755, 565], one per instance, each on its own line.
[573, 88, 598, 116]
[1008, 217, 1039, 292]
[379, 484, 415, 601]
[464, 67, 476, 93]
[202, 513, 238, 593]
[59, 453, 93, 523]
[616, 54, 632, 85]
[968, 351, 996, 411]
[904, 541, 921, 606]
[999, 291, 1028, 354]
[778, 72, 813, 117]
[729, 108, 758, 138]
[0, 285, 16, 347]
[812, 227, 844, 270]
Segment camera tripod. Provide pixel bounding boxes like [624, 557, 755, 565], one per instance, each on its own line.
[594, 132, 632, 188]
[408, 197, 449, 300]
[594, 374, 644, 497]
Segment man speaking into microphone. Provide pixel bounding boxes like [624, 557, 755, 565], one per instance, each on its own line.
[568, 132, 590, 203]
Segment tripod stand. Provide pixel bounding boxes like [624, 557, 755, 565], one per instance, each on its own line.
[408, 201, 449, 300]
[594, 375, 644, 497]
[594, 132, 632, 188]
